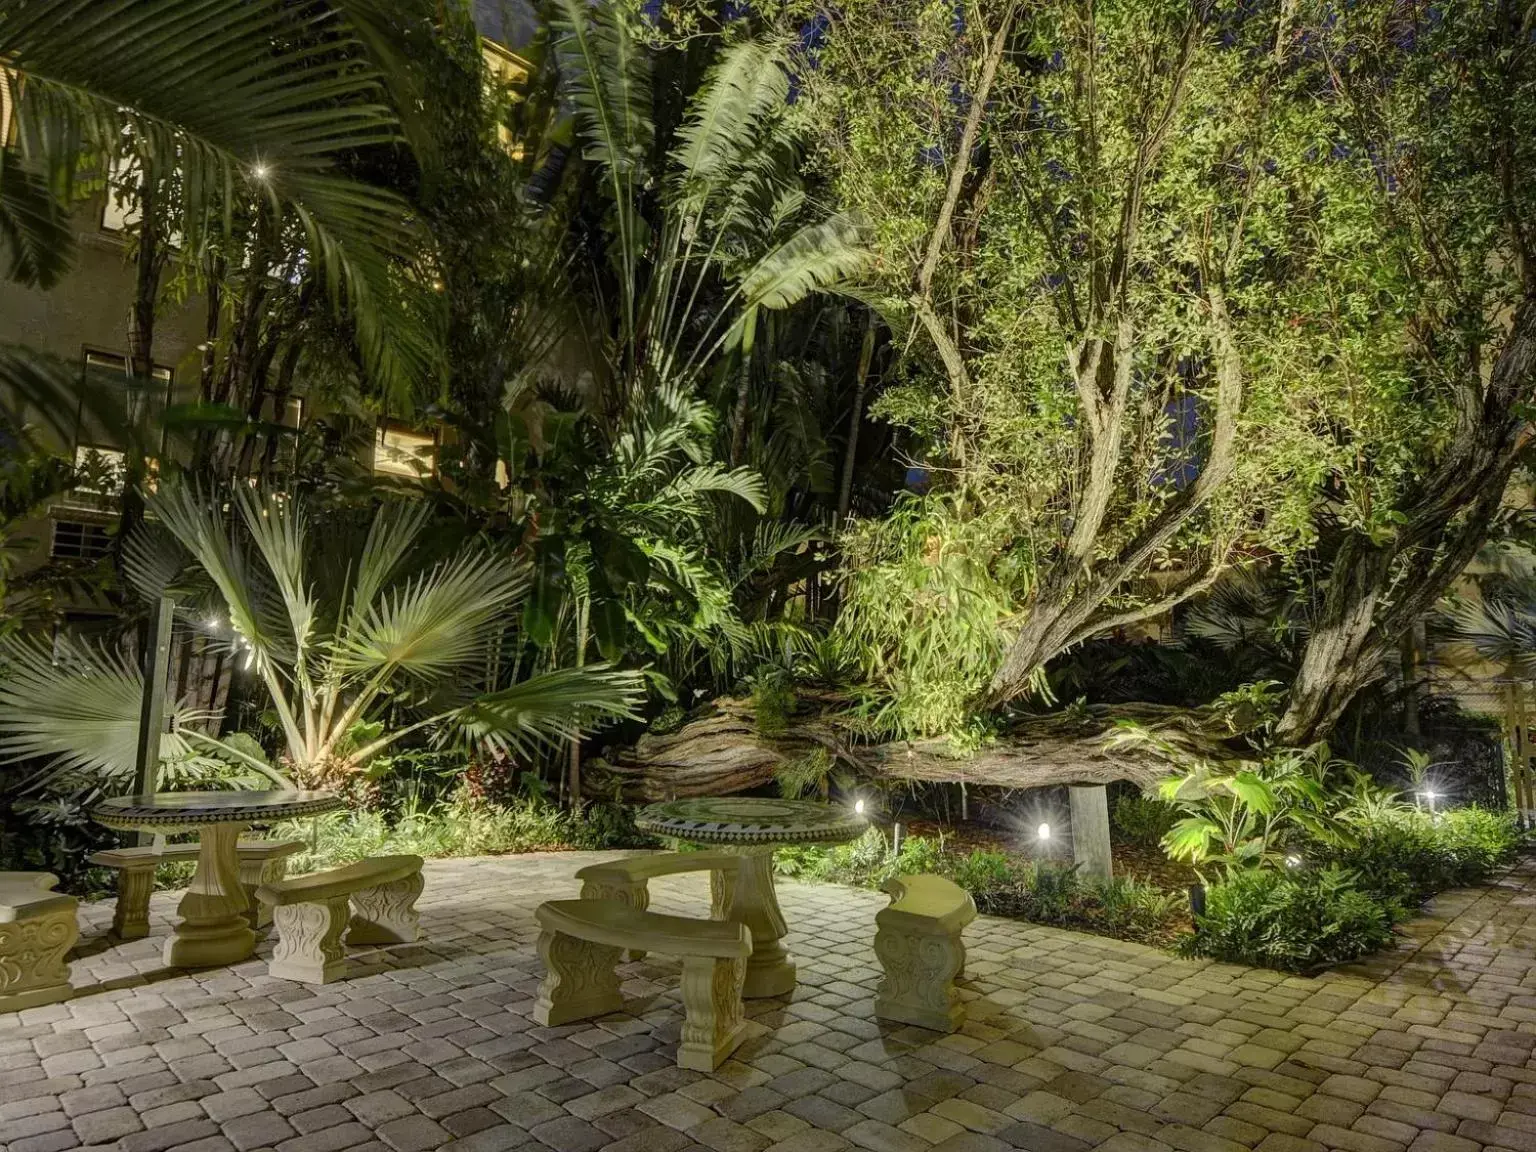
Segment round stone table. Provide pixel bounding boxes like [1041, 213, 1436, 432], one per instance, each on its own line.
[91, 790, 342, 968]
[635, 797, 868, 997]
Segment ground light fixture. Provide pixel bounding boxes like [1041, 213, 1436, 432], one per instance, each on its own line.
[1037, 822, 1051, 842]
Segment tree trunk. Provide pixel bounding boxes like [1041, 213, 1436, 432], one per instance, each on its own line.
[585, 695, 1249, 803]
[1273, 537, 1394, 745]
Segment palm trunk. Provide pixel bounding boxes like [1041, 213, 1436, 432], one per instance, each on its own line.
[835, 311, 877, 527]
[728, 309, 758, 468]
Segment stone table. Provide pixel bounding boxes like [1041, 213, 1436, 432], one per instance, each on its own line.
[635, 796, 867, 997]
[90, 790, 341, 968]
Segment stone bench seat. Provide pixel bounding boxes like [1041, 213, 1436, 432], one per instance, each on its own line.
[873, 873, 975, 1033]
[256, 854, 424, 984]
[535, 898, 751, 1071]
[89, 838, 304, 938]
[575, 851, 741, 957]
[0, 872, 79, 1013]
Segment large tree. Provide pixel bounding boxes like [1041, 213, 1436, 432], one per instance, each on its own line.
[1273, 0, 1536, 743]
[802, 0, 1358, 719]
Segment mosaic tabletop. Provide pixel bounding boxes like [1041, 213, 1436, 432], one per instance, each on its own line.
[89, 789, 343, 832]
[635, 796, 868, 846]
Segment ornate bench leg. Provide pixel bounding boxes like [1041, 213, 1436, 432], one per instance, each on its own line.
[238, 856, 291, 933]
[268, 898, 349, 984]
[873, 925, 966, 1033]
[580, 879, 648, 960]
[677, 953, 748, 1071]
[111, 863, 155, 941]
[534, 930, 623, 1026]
[347, 872, 424, 945]
[0, 902, 77, 1014]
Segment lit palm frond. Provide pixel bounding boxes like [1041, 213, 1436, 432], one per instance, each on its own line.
[454, 665, 644, 760]
[136, 480, 643, 777]
[670, 40, 789, 198]
[333, 553, 527, 679]
[0, 0, 438, 402]
[0, 633, 287, 789]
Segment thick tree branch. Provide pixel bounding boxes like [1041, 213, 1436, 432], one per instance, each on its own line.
[915, 2, 1017, 301]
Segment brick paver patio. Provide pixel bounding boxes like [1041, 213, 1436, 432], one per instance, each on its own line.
[4, 852, 1536, 1152]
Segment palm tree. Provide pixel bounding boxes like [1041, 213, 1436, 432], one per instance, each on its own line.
[0, 0, 440, 410]
[550, 4, 870, 424]
[0, 482, 645, 787]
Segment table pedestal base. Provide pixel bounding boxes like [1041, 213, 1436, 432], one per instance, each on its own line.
[165, 823, 256, 968]
[728, 849, 795, 998]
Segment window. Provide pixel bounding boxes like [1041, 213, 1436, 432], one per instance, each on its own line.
[81, 350, 173, 442]
[100, 155, 139, 233]
[373, 424, 437, 479]
[83, 350, 172, 385]
[50, 519, 112, 562]
[73, 445, 129, 495]
[482, 40, 531, 159]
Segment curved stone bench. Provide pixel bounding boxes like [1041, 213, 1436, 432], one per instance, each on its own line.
[256, 855, 424, 984]
[535, 898, 751, 1071]
[575, 852, 741, 958]
[90, 839, 304, 939]
[873, 873, 975, 1033]
[0, 872, 78, 1014]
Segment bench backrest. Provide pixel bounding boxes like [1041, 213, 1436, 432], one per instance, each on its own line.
[575, 852, 742, 886]
[537, 898, 751, 959]
[880, 873, 976, 933]
[257, 855, 423, 907]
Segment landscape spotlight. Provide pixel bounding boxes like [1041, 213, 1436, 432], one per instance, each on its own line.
[854, 799, 866, 816]
[1037, 822, 1051, 842]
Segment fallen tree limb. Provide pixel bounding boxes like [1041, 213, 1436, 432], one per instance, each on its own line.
[586, 696, 1248, 802]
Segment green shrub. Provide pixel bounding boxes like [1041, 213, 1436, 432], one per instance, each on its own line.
[949, 848, 1016, 892]
[1111, 791, 1180, 849]
[1182, 866, 1396, 972]
[274, 790, 652, 874]
[1324, 806, 1520, 906]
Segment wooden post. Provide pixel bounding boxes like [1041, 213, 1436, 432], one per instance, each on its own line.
[133, 596, 175, 845]
[1069, 784, 1113, 882]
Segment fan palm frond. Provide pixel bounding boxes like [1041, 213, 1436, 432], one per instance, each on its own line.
[1441, 594, 1536, 681]
[334, 552, 528, 679]
[0, 633, 286, 789]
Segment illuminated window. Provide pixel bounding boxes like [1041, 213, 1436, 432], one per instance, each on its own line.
[482, 40, 531, 159]
[72, 445, 158, 495]
[101, 156, 139, 233]
[50, 519, 112, 562]
[373, 424, 437, 479]
[73, 445, 128, 494]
